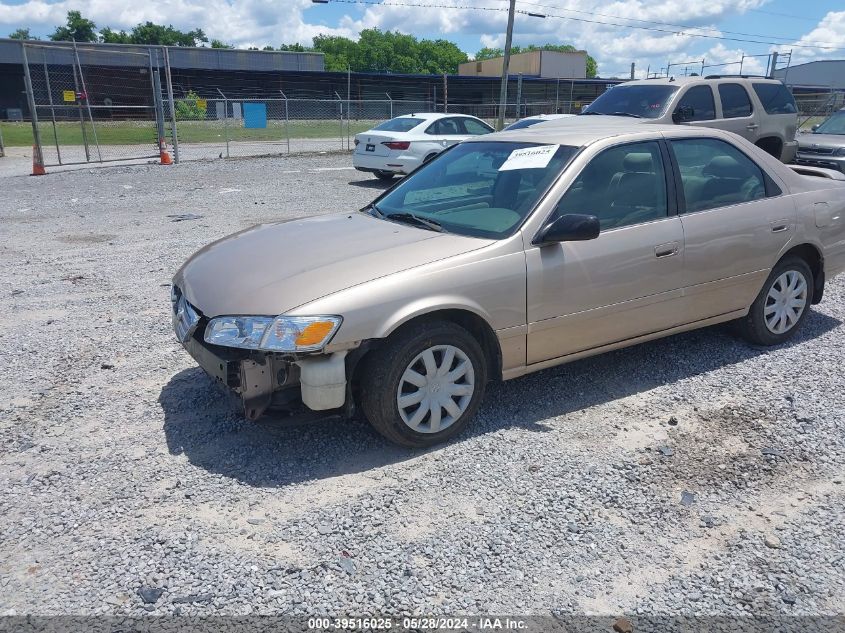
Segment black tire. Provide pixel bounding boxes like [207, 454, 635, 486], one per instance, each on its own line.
[736, 256, 814, 346]
[374, 170, 395, 181]
[360, 321, 487, 448]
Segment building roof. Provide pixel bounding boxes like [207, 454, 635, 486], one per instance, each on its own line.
[0, 38, 324, 72]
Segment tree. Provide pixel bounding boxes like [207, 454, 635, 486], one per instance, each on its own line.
[309, 29, 468, 74]
[473, 43, 598, 78]
[210, 39, 233, 49]
[312, 34, 358, 71]
[124, 22, 207, 46]
[417, 38, 468, 74]
[475, 47, 504, 61]
[50, 10, 97, 42]
[99, 27, 131, 44]
[9, 28, 37, 40]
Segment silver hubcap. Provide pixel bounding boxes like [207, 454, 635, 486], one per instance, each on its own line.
[397, 344, 475, 433]
[764, 270, 808, 334]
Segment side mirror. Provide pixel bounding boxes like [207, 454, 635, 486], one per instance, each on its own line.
[534, 214, 600, 246]
[811, 124, 820, 132]
[673, 105, 694, 123]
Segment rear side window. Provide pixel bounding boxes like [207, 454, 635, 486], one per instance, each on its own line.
[719, 84, 753, 118]
[426, 118, 463, 135]
[676, 86, 716, 121]
[752, 83, 797, 114]
[670, 138, 768, 213]
[373, 117, 424, 132]
[460, 118, 494, 135]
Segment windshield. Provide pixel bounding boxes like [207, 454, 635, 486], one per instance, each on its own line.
[583, 84, 679, 119]
[371, 141, 578, 239]
[503, 118, 545, 131]
[372, 117, 425, 133]
[815, 111, 845, 135]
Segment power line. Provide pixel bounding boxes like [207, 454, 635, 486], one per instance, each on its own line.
[514, 0, 840, 48]
[322, 0, 844, 51]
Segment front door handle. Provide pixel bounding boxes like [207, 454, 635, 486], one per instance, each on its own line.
[654, 242, 680, 258]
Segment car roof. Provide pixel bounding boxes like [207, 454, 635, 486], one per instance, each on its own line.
[466, 117, 699, 146]
[617, 76, 782, 86]
[394, 112, 478, 121]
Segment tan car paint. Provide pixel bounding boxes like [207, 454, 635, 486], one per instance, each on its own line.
[176, 123, 845, 395]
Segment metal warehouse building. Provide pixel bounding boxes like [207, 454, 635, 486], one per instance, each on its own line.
[0, 38, 620, 120]
[773, 59, 845, 91]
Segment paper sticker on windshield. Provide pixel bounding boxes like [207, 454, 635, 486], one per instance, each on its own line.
[499, 144, 558, 171]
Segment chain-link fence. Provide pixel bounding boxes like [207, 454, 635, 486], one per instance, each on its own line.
[793, 91, 844, 129]
[22, 42, 165, 168]
[15, 43, 597, 170]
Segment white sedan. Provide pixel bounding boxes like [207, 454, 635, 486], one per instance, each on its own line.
[353, 113, 494, 180]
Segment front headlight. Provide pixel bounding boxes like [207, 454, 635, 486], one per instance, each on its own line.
[204, 315, 341, 352]
[836, 147, 845, 157]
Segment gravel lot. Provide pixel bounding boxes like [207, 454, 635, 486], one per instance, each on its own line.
[1, 153, 844, 620]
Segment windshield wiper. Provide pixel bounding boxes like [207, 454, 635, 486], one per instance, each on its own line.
[385, 212, 444, 233]
[578, 111, 604, 115]
[363, 202, 385, 218]
[606, 112, 643, 118]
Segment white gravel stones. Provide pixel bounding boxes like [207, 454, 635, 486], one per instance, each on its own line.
[1, 154, 843, 617]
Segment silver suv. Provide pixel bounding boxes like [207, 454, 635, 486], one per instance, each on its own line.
[581, 76, 798, 162]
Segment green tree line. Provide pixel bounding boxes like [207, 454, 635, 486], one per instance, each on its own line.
[9, 10, 597, 77]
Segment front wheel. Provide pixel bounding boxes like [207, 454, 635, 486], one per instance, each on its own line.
[374, 170, 395, 181]
[360, 321, 487, 448]
[736, 256, 813, 346]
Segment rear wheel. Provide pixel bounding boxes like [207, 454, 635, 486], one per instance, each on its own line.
[374, 170, 395, 181]
[360, 321, 487, 448]
[736, 256, 813, 346]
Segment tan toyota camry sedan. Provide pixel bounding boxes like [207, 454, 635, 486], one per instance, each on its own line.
[172, 119, 845, 447]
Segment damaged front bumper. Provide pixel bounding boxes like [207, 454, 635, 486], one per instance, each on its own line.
[172, 287, 352, 420]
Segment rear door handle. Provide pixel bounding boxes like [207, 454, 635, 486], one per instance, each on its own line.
[746, 123, 759, 131]
[770, 219, 791, 233]
[654, 242, 680, 258]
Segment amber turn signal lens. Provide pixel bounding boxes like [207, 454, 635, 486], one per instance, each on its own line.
[295, 321, 336, 346]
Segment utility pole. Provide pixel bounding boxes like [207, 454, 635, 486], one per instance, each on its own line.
[496, 0, 516, 130]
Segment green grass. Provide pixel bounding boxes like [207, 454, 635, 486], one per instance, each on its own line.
[0, 119, 379, 147]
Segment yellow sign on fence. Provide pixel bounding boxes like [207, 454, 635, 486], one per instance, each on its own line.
[196, 99, 207, 110]
[63, 90, 75, 102]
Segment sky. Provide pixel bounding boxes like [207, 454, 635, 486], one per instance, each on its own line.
[1, 0, 843, 78]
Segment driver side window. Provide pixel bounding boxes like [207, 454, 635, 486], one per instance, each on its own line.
[675, 86, 716, 122]
[552, 141, 668, 231]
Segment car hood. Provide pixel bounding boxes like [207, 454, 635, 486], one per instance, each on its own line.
[174, 212, 491, 317]
[798, 133, 845, 149]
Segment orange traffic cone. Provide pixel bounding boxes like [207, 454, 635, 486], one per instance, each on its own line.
[31, 144, 46, 176]
[158, 138, 173, 165]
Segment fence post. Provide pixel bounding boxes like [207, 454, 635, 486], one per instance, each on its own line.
[443, 74, 448, 113]
[555, 78, 560, 113]
[217, 88, 230, 158]
[163, 46, 179, 164]
[0, 124, 4, 158]
[385, 92, 393, 119]
[280, 91, 289, 155]
[73, 40, 102, 162]
[149, 50, 171, 164]
[21, 44, 46, 174]
[335, 91, 344, 150]
[516, 73, 523, 119]
[42, 58, 62, 165]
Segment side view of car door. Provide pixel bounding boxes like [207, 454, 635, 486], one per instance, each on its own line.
[713, 83, 762, 145]
[524, 139, 688, 364]
[665, 134, 797, 320]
